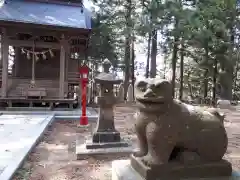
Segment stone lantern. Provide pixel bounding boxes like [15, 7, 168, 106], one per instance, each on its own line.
[87, 59, 128, 148]
[76, 59, 131, 158]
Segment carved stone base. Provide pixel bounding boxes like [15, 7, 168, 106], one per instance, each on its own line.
[76, 139, 134, 160]
[92, 131, 121, 143]
[86, 141, 129, 149]
[112, 159, 237, 180]
[130, 155, 232, 180]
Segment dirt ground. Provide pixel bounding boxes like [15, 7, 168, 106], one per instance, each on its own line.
[13, 105, 240, 180]
[13, 106, 137, 180]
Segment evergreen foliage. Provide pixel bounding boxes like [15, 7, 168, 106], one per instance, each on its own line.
[88, 0, 240, 103]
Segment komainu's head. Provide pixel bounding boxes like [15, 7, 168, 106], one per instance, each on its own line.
[134, 78, 173, 111]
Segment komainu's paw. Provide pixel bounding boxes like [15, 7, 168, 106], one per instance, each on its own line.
[142, 155, 161, 166]
[133, 150, 147, 157]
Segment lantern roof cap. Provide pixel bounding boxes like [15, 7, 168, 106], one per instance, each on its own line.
[95, 59, 122, 84]
[94, 72, 122, 84]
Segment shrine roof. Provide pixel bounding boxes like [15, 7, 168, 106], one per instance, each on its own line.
[0, 0, 91, 30]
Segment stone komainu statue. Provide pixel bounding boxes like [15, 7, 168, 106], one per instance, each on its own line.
[131, 78, 232, 179]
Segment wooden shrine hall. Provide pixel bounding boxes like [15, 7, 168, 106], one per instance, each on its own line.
[0, 0, 91, 108]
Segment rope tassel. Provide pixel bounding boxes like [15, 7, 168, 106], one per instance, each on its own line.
[21, 48, 54, 60]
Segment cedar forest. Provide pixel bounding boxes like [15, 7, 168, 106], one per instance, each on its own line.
[87, 0, 240, 105]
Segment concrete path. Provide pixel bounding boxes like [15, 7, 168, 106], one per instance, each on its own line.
[0, 107, 98, 121]
[0, 114, 54, 180]
[0, 108, 98, 180]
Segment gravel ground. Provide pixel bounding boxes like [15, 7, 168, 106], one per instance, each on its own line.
[13, 105, 240, 180]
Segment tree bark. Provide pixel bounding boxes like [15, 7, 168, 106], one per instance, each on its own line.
[203, 40, 209, 103]
[223, 0, 236, 101]
[203, 69, 208, 100]
[150, 29, 157, 78]
[212, 59, 217, 106]
[163, 54, 167, 79]
[131, 36, 135, 97]
[187, 71, 193, 99]
[145, 32, 151, 78]
[179, 41, 184, 100]
[171, 36, 179, 98]
[233, 57, 239, 94]
[123, 0, 132, 100]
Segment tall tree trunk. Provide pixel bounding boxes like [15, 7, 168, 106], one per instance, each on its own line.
[179, 41, 184, 100]
[187, 71, 193, 99]
[92, 62, 98, 102]
[219, 35, 234, 101]
[163, 54, 167, 79]
[145, 32, 151, 78]
[123, 38, 131, 100]
[212, 58, 218, 106]
[171, 15, 180, 97]
[150, 29, 157, 78]
[203, 69, 208, 100]
[223, 0, 236, 101]
[123, 0, 132, 100]
[131, 36, 135, 97]
[227, 27, 235, 100]
[203, 41, 209, 103]
[89, 61, 94, 103]
[171, 36, 179, 98]
[233, 58, 239, 94]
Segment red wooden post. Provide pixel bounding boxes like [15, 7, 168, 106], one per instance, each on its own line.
[79, 65, 89, 126]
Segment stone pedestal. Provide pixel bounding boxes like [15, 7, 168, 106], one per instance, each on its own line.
[76, 131, 132, 159]
[76, 139, 135, 160]
[130, 155, 232, 180]
[112, 159, 238, 180]
[92, 131, 121, 143]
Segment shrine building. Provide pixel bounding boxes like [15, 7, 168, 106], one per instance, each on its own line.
[0, 0, 91, 108]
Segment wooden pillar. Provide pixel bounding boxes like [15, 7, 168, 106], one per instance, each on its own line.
[65, 42, 70, 84]
[59, 35, 66, 98]
[1, 29, 9, 97]
[13, 48, 19, 77]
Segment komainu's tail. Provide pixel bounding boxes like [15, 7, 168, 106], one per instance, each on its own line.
[207, 108, 225, 123]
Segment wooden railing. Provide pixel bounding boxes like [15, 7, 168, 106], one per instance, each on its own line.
[68, 72, 79, 83]
[7, 79, 60, 98]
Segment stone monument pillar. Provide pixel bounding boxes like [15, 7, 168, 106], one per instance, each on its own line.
[117, 83, 124, 103]
[76, 59, 132, 159]
[127, 84, 134, 103]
